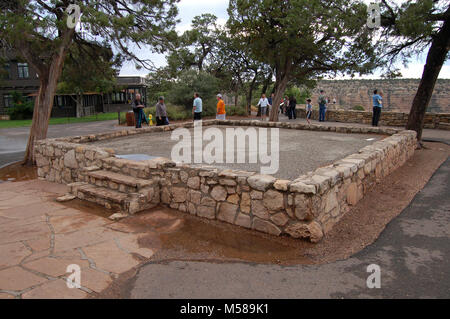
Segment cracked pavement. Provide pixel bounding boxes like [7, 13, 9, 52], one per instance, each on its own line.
[0, 180, 156, 299]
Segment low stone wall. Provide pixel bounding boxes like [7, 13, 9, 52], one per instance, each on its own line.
[35, 120, 417, 242]
[296, 109, 450, 130]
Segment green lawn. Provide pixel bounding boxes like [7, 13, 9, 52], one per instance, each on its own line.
[0, 112, 119, 128]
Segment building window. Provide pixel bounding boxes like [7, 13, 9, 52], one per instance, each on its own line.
[17, 63, 29, 79]
[3, 95, 13, 108]
[3, 63, 11, 79]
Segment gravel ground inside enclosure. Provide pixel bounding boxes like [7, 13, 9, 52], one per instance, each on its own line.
[90, 126, 385, 180]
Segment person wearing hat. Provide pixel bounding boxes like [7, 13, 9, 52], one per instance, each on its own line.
[155, 96, 168, 126]
[216, 94, 226, 120]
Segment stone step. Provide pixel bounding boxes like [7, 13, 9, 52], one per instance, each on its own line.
[83, 170, 155, 192]
[71, 183, 158, 214]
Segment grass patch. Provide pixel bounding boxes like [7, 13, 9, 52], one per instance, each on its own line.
[0, 112, 119, 128]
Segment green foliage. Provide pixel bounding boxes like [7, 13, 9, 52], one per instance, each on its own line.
[285, 87, 311, 104]
[353, 105, 365, 111]
[166, 70, 220, 115]
[226, 105, 247, 116]
[378, 0, 449, 74]
[7, 91, 34, 120]
[227, 0, 379, 84]
[58, 43, 119, 96]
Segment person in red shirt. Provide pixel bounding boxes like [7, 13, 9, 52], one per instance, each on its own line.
[216, 94, 226, 120]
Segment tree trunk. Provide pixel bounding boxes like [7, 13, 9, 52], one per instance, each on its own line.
[247, 74, 258, 116]
[23, 54, 69, 165]
[406, 14, 450, 141]
[76, 94, 83, 118]
[269, 77, 289, 122]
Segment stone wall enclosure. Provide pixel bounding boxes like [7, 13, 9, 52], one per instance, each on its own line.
[35, 120, 417, 243]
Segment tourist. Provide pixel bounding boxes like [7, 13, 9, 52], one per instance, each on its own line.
[192, 92, 202, 121]
[318, 90, 327, 122]
[288, 96, 297, 120]
[268, 93, 275, 116]
[284, 96, 289, 115]
[132, 93, 146, 128]
[216, 94, 226, 120]
[155, 96, 168, 126]
[257, 93, 270, 121]
[372, 89, 383, 127]
[306, 98, 313, 124]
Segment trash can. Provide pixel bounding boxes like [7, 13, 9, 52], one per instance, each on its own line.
[126, 111, 135, 127]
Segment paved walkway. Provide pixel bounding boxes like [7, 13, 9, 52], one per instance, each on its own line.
[0, 120, 125, 167]
[0, 180, 157, 299]
[123, 157, 450, 298]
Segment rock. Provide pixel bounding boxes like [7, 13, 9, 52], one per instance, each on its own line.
[196, 205, 215, 219]
[346, 182, 360, 205]
[108, 213, 128, 221]
[310, 175, 330, 194]
[235, 213, 251, 228]
[180, 171, 188, 183]
[189, 190, 202, 205]
[273, 179, 290, 191]
[56, 194, 76, 202]
[240, 192, 250, 213]
[201, 197, 216, 207]
[270, 213, 289, 227]
[247, 174, 276, 191]
[252, 218, 281, 236]
[324, 191, 338, 213]
[187, 176, 200, 189]
[251, 200, 269, 220]
[217, 203, 238, 223]
[284, 221, 324, 243]
[210, 185, 227, 201]
[263, 189, 284, 211]
[250, 190, 263, 200]
[227, 194, 239, 204]
[172, 187, 187, 203]
[289, 182, 316, 194]
[188, 202, 196, 215]
[219, 179, 237, 186]
[64, 150, 78, 169]
[294, 194, 312, 221]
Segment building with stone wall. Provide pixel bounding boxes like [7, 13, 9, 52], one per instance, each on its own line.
[311, 79, 450, 113]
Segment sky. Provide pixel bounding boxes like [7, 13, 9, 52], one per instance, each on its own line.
[119, 0, 450, 79]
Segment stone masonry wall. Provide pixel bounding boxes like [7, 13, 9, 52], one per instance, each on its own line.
[35, 120, 417, 242]
[297, 109, 450, 130]
[314, 79, 450, 113]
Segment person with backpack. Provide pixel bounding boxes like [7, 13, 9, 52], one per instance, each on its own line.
[318, 90, 327, 122]
[372, 89, 383, 126]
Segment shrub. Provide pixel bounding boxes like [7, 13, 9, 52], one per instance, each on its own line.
[166, 69, 219, 115]
[353, 105, 365, 111]
[7, 91, 34, 120]
[226, 105, 247, 116]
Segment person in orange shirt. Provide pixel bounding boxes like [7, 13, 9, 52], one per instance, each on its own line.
[216, 94, 226, 120]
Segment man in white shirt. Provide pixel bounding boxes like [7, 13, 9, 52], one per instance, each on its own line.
[257, 93, 271, 121]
